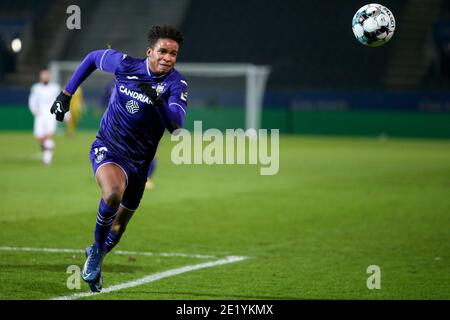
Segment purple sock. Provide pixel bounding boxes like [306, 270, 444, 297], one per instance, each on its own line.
[94, 198, 118, 251]
[105, 231, 123, 253]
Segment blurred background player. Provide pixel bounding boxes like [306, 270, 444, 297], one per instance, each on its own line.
[99, 80, 115, 118]
[145, 157, 157, 190]
[64, 87, 85, 136]
[28, 69, 60, 165]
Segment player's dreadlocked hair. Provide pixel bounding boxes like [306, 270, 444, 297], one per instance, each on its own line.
[147, 25, 184, 48]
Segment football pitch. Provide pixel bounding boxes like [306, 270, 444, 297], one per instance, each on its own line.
[0, 131, 449, 300]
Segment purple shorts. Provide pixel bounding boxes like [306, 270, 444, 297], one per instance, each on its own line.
[89, 140, 147, 211]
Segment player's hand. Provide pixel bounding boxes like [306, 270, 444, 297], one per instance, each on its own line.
[138, 83, 159, 105]
[50, 91, 72, 122]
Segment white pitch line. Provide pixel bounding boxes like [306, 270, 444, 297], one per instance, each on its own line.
[0, 246, 216, 259]
[51, 255, 248, 300]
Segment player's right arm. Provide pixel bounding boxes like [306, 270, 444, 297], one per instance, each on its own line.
[50, 49, 125, 121]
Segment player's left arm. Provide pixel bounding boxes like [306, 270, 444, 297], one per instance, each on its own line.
[139, 80, 188, 134]
[164, 82, 188, 131]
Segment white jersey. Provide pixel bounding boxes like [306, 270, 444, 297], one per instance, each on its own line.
[28, 82, 60, 138]
[29, 82, 60, 117]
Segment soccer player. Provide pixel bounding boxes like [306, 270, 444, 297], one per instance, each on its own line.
[50, 25, 188, 292]
[28, 69, 60, 165]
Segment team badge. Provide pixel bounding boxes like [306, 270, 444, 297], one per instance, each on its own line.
[156, 83, 166, 94]
[94, 147, 108, 163]
[181, 88, 188, 102]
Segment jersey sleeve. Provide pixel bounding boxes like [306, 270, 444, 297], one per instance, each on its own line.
[97, 49, 127, 73]
[157, 79, 188, 133]
[65, 49, 126, 95]
[168, 79, 188, 118]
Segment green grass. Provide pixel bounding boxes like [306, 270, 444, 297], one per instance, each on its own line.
[0, 131, 450, 299]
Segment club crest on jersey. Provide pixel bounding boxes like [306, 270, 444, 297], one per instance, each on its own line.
[126, 100, 140, 114]
[156, 82, 166, 94]
[94, 146, 108, 163]
[181, 88, 188, 102]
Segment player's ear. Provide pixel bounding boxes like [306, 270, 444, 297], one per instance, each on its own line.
[146, 47, 153, 57]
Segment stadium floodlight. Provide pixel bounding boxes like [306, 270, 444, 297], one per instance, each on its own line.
[49, 61, 270, 131]
[11, 38, 22, 53]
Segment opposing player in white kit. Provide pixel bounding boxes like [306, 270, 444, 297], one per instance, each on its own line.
[28, 69, 60, 165]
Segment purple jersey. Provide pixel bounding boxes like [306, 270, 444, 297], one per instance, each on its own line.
[65, 49, 188, 172]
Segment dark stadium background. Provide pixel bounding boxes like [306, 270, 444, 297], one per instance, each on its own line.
[0, 0, 449, 136]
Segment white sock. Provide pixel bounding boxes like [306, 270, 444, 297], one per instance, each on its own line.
[43, 150, 53, 165]
[42, 139, 55, 165]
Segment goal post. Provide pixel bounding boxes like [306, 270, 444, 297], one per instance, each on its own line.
[49, 61, 270, 131]
[175, 63, 270, 131]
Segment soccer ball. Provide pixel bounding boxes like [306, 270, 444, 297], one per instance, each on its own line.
[352, 3, 396, 47]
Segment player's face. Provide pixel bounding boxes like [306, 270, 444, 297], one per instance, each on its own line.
[147, 38, 179, 74]
[39, 70, 50, 84]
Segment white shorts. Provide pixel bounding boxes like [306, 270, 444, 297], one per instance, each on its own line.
[33, 115, 57, 139]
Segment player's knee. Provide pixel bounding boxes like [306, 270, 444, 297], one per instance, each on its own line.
[103, 187, 124, 207]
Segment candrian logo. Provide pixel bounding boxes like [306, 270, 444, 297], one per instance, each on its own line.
[126, 100, 140, 114]
[119, 85, 151, 104]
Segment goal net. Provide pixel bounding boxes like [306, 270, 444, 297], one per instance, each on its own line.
[49, 61, 270, 131]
